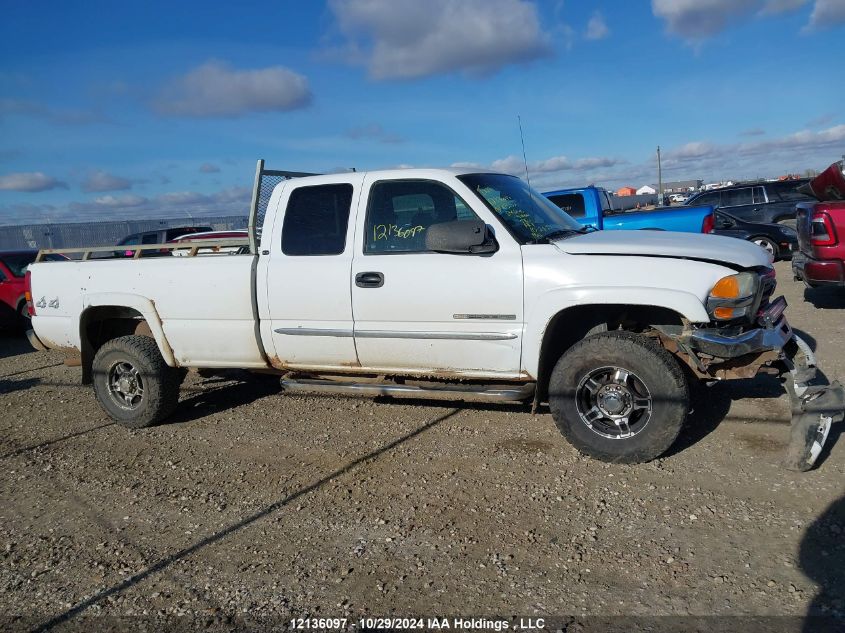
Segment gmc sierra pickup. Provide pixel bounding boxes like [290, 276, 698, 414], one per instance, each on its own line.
[26, 164, 844, 470]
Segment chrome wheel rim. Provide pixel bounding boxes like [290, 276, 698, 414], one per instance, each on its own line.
[575, 366, 652, 439]
[107, 361, 144, 410]
[753, 238, 775, 255]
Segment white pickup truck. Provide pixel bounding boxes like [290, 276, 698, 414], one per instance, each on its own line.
[26, 165, 844, 469]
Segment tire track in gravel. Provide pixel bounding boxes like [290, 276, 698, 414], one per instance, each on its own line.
[32, 408, 461, 631]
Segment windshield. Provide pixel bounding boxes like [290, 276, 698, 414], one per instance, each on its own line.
[457, 173, 585, 244]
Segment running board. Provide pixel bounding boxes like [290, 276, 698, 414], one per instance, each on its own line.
[279, 378, 535, 403]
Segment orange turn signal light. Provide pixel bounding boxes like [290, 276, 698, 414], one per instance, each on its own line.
[710, 276, 740, 298]
[713, 307, 737, 320]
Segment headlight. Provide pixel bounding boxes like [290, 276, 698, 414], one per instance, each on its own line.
[707, 272, 758, 320]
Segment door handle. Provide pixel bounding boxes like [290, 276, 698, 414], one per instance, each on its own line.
[355, 271, 384, 288]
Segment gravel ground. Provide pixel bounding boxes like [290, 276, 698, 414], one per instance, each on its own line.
[1, 260, 844, 632]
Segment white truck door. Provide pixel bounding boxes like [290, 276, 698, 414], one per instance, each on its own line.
[262, 174, 364, 370]
[350, 176, 524, 379]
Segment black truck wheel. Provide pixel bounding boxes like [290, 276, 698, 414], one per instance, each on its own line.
[92, 335, 181, 428]
[548, 331, 689, 463]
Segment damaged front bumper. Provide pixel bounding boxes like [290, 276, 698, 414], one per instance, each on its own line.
[779, 335, 845, 471]
[682, 296, 845, 472]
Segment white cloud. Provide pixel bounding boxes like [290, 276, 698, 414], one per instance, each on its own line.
[489, 154, 621, 176]
[760, 0, 810, 14]
[0, 172, 68, 192]
[651, 0, 758, 41]
[2, 185, 254, 225]
[585, 11, 610, 40]
[153, 61, 312, 117]
[81, 170, 133, 193]
[328, 0, 552, 79]
[456, 123, 843, 191]
[199, 163, 221, 173]
[0, 98, 109, 125]
[158, 191, 209, 205]
[653, 0, 843, 42]
[806, 0, 845, 29]
[739, 123, 845, 155]
[346, 123, 404, 144]
[90, 194, 148, 208]
[650, 124, 845, 186]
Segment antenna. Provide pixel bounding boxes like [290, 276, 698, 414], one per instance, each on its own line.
[518, 115, 531, 187]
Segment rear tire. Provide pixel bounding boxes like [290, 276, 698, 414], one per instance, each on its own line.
[548, 331, 689, 463]
[92, 335, 181, 428]
[750, 236, 777, 259]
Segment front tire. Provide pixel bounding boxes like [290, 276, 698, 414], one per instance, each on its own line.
[548, 331, 689, 463]
[92, 335, 181, 428]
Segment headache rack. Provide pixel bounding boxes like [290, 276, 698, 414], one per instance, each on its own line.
[35, 160, 318, 262]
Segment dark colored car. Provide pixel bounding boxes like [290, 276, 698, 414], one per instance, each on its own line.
[792, 200, 845, 288]
[116, 226, 213, 257]
[0, 250, 66, 329]
[711, 211, 797, 260]
[686, 180, 812, 226]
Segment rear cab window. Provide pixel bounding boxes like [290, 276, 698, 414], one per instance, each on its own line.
[768, 181, 811, 202]
[281, 184, 354, 256]
[546, 193, 587, 219]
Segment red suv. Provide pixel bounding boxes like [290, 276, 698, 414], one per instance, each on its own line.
[0, 250, 66, 329]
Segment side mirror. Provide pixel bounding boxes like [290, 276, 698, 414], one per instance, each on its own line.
[425, 220, 497, 254]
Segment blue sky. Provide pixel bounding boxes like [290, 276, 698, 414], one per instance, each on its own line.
[1, 0, 844, 224]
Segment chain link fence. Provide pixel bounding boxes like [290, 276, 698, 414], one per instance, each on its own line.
[0, 215, 248, 252]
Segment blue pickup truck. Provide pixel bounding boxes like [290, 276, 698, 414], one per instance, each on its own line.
[544, 186, 715, 233]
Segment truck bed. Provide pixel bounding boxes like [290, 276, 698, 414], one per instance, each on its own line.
[29, 254, 267, 368]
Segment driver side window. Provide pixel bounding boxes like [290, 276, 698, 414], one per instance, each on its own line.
[364, 180, 480, 254]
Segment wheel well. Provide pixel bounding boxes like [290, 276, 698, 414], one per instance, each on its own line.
[80, 306, 153, 384]
[536, 304, 684, 403]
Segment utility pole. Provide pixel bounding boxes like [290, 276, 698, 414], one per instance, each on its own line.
[657, 146, 663, 205]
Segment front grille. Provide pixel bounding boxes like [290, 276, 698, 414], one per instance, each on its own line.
[760, 270, 776, 304]
[752, 268, 778, 323]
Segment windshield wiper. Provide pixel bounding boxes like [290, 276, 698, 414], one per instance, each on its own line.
[534, 227, 593, 243]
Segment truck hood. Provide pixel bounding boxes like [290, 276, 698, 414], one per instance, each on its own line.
[555, 230, 771, 269]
